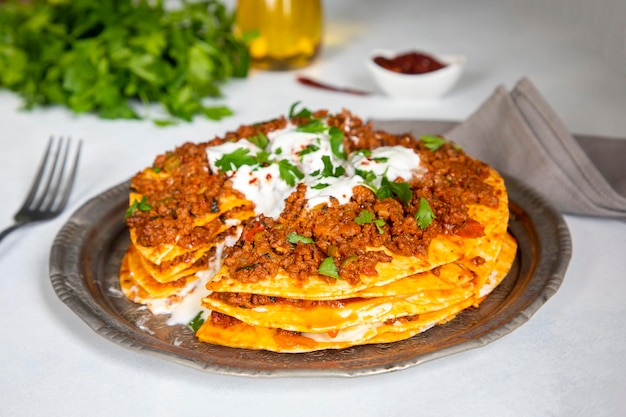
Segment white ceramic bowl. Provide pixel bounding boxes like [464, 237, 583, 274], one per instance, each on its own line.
[367, 50, 465, 99]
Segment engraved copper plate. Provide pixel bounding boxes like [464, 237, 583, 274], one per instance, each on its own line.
[49, 176, 571, 377]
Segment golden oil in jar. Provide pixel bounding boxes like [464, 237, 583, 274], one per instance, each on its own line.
[235, 0, 323, 70]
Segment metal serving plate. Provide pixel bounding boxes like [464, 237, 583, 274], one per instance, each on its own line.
[49, 175, 571, 377]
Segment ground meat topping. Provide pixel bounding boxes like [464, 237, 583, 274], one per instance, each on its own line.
[126, 109, 498, 285]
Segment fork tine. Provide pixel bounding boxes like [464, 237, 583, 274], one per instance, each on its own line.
[21, 137, 56, 210]
[53, 139, 82, 212]
[41, 137, 71, 211]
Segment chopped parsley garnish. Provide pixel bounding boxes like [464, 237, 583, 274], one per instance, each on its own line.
[278, 159, 304, 186]
[286, 232, 314, 244]
[354, 149, 372, 157]
[248, 132, 269, 149]
[354, 210, 386, 234]
[329, 126, 347, 159]
[377, 176, 413, 205]
[188, 311, 205, 332]
[310, 183, 330, 189]
[320, 155, 346, 177]
[372, 156, 389, 162]
[124, 196, 152, 219]
[318, 256, 340, 279]
[419, 135, 447, 151]
[288, 101, 313, 119]
[298, 144, 320, 159]
[215, 148, 257, 172]
[255, 150, 271, 165]
[296, 118, 327, 133]
[415, 197, 436, 229]
[355, 168, 377, 184]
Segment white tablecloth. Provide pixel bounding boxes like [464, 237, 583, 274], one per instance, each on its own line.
[1, 1, 625, 416]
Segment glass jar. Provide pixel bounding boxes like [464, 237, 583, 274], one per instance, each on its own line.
[235, 0, 323, 71]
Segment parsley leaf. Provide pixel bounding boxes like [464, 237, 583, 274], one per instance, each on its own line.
[320, 155, 346, 177]
[354, 210, 385, 234]
[278, 159, 304, 186]
[125, 196, 152, 219]
[329, 126, 347, 159]
[286, 232, 314, 244]
[415, 197, 436, 229]
[296, 119, 327, 133]
[377, 176, 413, 205]
[0, 0, 250, 124]
[188, 311, 205, 332]
[310, 183, 330, 189]
[318, 257, 340, 279]
[215, 148, 257, 172]
[354, 210, 374, 225]
[297, 144, 320, 159]
[288, 101, 313, 118]
[355, 168, 377, 184]
[354, 149, 372, 157]
[248, 132, 269, 150]
[419, 135, 447, 151]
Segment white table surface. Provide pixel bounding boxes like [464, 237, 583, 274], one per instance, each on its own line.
[1, 1, 625, 416]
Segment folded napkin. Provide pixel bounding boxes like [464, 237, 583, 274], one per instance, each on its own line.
[372, 77, 626, 221]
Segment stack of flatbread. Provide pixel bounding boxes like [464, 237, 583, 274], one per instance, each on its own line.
[120, 166, 256, 314]
[120, 108, 517, 353]
[197, 169, 516, 352]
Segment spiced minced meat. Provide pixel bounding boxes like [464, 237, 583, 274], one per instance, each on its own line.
[125, 109, 498, 285]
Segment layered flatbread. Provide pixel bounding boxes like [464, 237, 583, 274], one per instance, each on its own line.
[120, 106, 518, 353]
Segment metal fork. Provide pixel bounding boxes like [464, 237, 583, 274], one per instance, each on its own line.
[0, 137, 82, 244]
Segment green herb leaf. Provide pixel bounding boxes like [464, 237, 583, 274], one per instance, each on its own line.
[354, 210, 385, 234]
[354, 149, 372, 157]
[377, 176, 413, 205]
[286, 232, 314, 244]
[355, 168, 377, 184]
[296, 119, 327, 133]
[125, 196, 152, 219]
[188, 311, 205, 332]
[202, 106, 234, 121]
[0, 0, 249, 124]
[320, 155, 346, 177]
[373, 219, 386, 234]
[318, 256, 340, 279]
[297, 144, 320, 159]
[354, 210, 374, 225]
[215, 148, 257, 172]
[288, 101, 313, 118]
[415, 197, 436, 229]
[248, 132, 269, 150]
[310, 183, 330, 189]
[278, 159, 304, 186]
[419, 135, 447, 151]
[255, 150, 271, 165]
[329, 126, 347, 159]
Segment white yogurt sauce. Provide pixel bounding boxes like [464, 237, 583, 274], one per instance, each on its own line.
[162, 232, 242, 326]
[205, 123, 422, 218]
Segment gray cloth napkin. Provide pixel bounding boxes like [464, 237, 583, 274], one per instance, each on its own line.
[372, 77, 626, 220]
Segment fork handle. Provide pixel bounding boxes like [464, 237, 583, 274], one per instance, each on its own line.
[0, 222, 27, 244]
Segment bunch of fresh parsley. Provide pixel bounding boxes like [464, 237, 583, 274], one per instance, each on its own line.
[0, 0, 251, 124]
